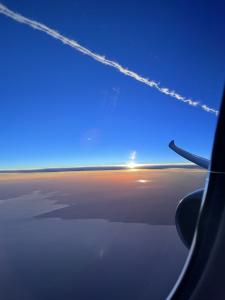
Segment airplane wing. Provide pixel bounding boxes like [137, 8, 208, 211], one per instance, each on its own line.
[169, 140, 209, 169]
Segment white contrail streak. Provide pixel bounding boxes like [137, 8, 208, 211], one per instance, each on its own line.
[0, 3, 218, 115]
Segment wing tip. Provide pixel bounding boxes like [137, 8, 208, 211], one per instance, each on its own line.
[169, 140, 175, 149]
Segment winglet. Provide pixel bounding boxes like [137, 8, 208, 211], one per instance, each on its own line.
[169, 140, 209, 169]
[169, 140, 176, 149]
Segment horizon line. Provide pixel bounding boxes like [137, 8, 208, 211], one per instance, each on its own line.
[0, 162, 201, 174]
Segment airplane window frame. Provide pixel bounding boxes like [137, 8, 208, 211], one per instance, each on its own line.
[168, 87, 225, 300]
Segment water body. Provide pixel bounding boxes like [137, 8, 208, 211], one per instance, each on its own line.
[0, 169, 206, 300]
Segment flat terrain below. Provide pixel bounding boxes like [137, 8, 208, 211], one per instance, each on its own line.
[0, 168, 206, 300]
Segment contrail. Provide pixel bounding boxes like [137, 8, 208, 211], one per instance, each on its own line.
[0, 3, 218, 115]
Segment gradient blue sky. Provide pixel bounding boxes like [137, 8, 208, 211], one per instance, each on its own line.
[0, 0, 224, 169]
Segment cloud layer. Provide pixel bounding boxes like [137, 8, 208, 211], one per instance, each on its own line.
[0, 3, 218, 115]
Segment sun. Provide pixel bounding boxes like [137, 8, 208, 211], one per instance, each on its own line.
[127, 161, 137, 169]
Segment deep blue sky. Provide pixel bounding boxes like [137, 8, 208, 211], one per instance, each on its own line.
[0, 0, 224, 169]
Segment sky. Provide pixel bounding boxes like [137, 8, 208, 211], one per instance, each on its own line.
[0, 0, 224, 169]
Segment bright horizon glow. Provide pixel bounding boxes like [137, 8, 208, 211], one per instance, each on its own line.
[0, 162, 198, 172]
[126, 161, 137, 169]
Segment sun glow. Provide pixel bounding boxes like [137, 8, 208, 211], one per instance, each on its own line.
[126, 150, 138, 169]
[127, 161, 137, 169]
[137, 179, 147, 183]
